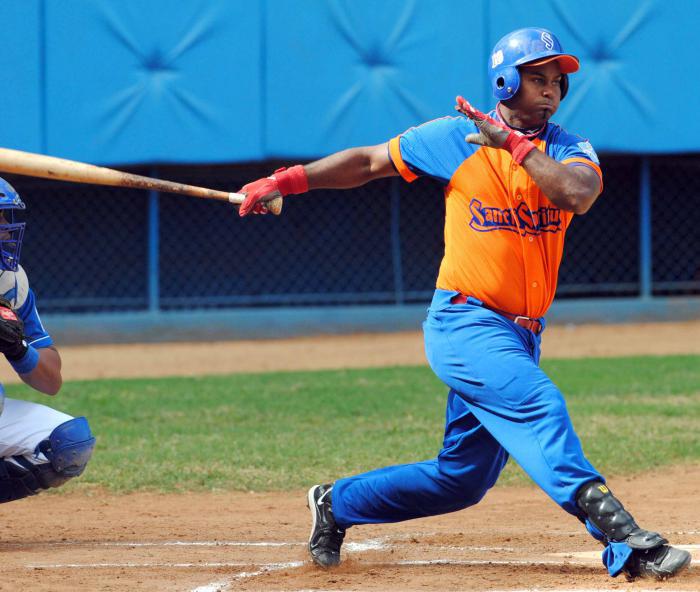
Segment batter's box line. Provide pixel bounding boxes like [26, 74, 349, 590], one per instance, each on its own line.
[3, 538, 520, 553]
[0, 540, 299, 549]
[190, 558, 696, 592]
[27, 555, 699, 571]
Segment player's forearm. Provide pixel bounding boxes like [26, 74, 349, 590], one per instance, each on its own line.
[20, 346, 62, 396]
[305, 144, 398, 190]
[522, 150, 600, 214]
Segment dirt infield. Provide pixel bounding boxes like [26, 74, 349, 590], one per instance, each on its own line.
[2, 319, 698, 384]
[4, 466, 699, 591]
[1, 320, 698, 590]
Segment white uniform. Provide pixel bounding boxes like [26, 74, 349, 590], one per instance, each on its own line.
[0, 266, 72, 465]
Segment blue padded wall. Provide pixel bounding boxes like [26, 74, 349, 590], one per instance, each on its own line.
[43, 0, 264, 164]
[0, 0, 698, 162]
[0, 2, 43, 153]
[266, 0, 488, 156]
[488, 0, 700, 153]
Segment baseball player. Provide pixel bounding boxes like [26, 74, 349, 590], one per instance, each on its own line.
[0, 177, 95, 504]
[237, 28, 690, 580]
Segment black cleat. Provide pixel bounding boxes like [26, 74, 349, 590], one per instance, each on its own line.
[624, 544, 692, 580]
[307, 483, 346, 568]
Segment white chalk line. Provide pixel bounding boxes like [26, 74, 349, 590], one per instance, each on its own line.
[30, 554, 698, 570]
[6, 538, 514, 553]
[16, 537, 697, 592]
[2, 540, 299, 549]
[29, 561, 262, 569]
[11, 536, 699, 552]
[189, 557, 697, 592]
[556, 544, 700, 560]
[191, 562, 304, 592]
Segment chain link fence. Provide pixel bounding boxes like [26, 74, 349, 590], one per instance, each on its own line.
[6, 154, 699, 314]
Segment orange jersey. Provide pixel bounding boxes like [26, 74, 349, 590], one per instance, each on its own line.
[388, 112, 603, 318]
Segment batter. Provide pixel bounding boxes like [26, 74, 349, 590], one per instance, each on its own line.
[237, 28, 690, 581]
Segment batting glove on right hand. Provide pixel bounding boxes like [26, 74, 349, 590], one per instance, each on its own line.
[455, 96, 537, 165]
[0, 297, 28, 360]
[238, 165, 309, 217]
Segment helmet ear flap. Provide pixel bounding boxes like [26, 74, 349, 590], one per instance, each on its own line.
[560, 73, 569, 100]
[492, 66, 520, 101]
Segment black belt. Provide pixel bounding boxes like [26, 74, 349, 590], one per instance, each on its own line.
[450, 294, 543, 335]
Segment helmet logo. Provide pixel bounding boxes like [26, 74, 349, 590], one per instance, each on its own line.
[541, 31, 554, 50]
[491, 50, 504, 68]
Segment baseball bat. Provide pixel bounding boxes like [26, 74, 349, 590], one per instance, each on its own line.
[0, 147, 283, 215]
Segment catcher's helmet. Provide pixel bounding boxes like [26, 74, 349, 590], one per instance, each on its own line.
[0, 177, 26, 271]
[489, 27, 579, 101]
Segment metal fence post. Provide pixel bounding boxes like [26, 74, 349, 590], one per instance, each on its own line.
[390, 177, 404, 304]
[639, 157, 652, 299]
[147, 174, 160, 313]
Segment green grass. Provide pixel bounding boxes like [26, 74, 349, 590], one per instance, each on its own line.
[7, 354, 699, 493]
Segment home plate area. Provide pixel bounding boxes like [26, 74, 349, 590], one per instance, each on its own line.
[2, 465, 699, 591]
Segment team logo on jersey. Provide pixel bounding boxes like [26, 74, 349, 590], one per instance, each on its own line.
[576, 141, 600, 164]
[541, 31, 555, 50]
[469, 199, 562, 236]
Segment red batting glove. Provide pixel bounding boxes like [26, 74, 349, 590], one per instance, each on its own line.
[238, 165, 309, 217]
[455, 96, 537, 165]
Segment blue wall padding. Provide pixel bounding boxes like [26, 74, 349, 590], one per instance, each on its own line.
[489, 0, 699, 153]
[265, 0, 488, 157]
[0, 0, 697, 163]
[0, 2, 43, 153]
[43, 0, 264, 164]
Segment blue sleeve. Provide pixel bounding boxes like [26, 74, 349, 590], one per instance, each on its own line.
[398, 116, 479, 184]
[18, 289, 53, 349]
[546, 125, 601, 166]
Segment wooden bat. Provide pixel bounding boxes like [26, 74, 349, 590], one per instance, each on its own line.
[0, 147, 283, 215]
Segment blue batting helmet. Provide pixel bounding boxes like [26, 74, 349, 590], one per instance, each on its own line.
[0, 178, 26, 271]
[489, 28, 579, 101]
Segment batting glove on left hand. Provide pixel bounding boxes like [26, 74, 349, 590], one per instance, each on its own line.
[455, 96, 537, 165]
[238, 165, 309, 217]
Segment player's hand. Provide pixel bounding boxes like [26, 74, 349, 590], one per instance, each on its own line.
[238, 165, 309, 217]
[238, 176, 276, 216]
[455, 96, 537, 165]
[455, 96, 510, 148]
[0, 297, 28, 360]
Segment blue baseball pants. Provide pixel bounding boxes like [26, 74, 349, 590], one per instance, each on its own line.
[333, 289, 603, 525]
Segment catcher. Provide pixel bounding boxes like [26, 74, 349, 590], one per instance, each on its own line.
[0, 177, 95, 503]
[237, 27, 691, 581]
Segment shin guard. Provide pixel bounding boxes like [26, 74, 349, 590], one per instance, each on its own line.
[576, 481, 666, 549]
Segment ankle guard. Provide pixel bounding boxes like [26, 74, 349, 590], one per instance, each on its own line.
[576, 481, 666, 549]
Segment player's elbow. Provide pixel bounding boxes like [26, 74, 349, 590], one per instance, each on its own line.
[570, 190, 599, 215]
[554, 185, 599, 215]
[566, 167, 601, 215]
[45, 375, 63, 396]
[23, 371, 63, 396]
[365, 143, 397, 181]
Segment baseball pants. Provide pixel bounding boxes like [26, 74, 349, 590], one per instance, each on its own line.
[0, 396, 73, 464]
[332, 289, 603, 526]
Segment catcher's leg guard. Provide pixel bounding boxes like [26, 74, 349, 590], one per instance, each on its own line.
[576, 480, 665, 548]
[36, 417, 96, 479]
[0, 416, 95, 503]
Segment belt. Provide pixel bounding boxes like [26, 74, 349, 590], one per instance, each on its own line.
[450, 293, 543, 335]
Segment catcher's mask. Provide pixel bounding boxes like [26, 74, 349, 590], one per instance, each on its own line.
[489, 27, 579, 101]
[0, 177, 26, 272]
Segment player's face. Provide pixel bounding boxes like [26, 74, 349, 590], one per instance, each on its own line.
[0, 212, 9, 240]
[507, 61, 563, 127]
